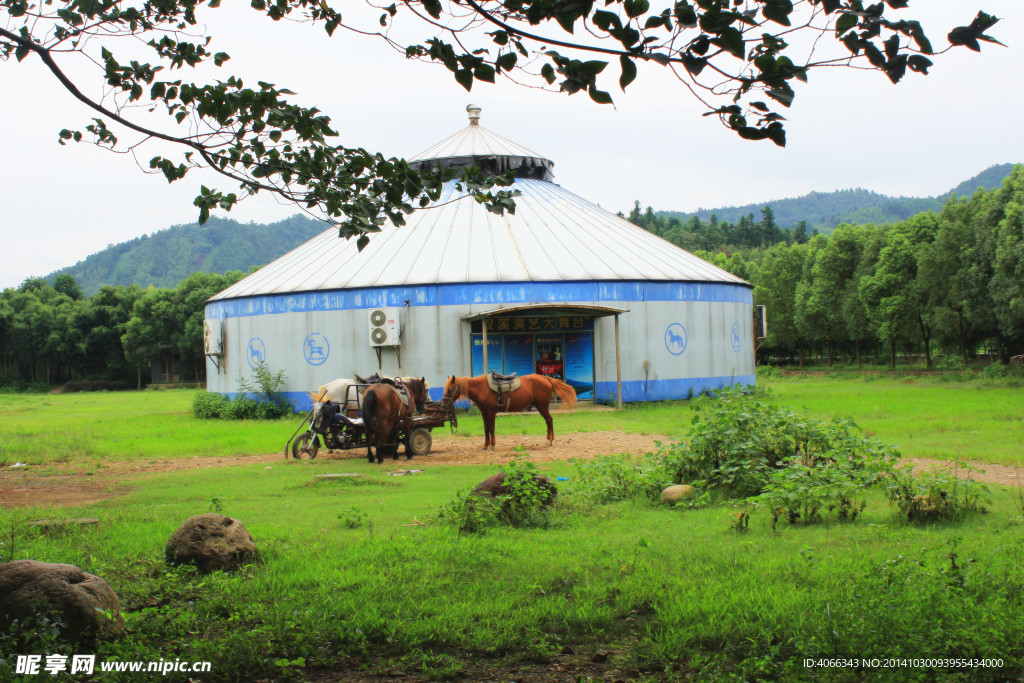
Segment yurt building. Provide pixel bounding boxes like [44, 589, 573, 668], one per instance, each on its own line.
[204, 106, 754, 409]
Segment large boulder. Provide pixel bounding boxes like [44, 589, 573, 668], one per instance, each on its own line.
[660, 484, 695, 505]
[165, 514, 257, 572]
[473, 472, 558, 507]
[0, 560, 124, 642]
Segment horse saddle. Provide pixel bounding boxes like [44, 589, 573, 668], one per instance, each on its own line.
[487, 372, 521, 407]
[354, 372, 382, 384]
[388, 382, 411, 409]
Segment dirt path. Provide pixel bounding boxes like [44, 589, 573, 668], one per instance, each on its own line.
[1, 431, 1020, 508]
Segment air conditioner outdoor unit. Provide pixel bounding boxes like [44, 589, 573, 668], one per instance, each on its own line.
[203, 319, 224, 356]
[368, 307, 401, 346]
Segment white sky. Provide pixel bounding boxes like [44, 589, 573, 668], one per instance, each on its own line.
[1, 1, 1022, 289]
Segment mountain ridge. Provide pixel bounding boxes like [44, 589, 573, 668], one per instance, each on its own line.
[659, 163, 1018, 232]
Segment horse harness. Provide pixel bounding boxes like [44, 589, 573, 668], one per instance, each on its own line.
[487, 371, 521, 410]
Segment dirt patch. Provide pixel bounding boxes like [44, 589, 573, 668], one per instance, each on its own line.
[905, 457, 1024, 488]
[0, 432, 662, 508]
[1, 431, 1020, 508]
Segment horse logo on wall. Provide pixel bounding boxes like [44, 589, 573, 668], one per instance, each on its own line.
[731, 322, 742, 353]
[247, 338, 266, 369]
[664, 323, 687, 356]
[303, 332, 330, 366]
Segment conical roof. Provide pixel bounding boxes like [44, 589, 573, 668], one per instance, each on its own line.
[209, 108, 748, 302]
[409, 104, 553, 171]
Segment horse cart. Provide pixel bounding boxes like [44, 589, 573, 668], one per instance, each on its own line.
[285, 382, 456, 460]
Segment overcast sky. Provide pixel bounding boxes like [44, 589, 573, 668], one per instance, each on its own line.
[2, 1, 1022, 290]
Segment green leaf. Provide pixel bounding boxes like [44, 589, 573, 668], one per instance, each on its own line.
[906, 54, 932, 74]
[15, 45, 30, 62]
[474, 64, 495, 83]
[541, 63, 556, 84]
[454, 68, 473, 91]
[619, 55, 637, 91]
[589, 87, 613, 105]
[835, 13, 858, 37]
[624, 0, 650, 19]
[710, 27, 745, 60]
[762, 0, 793, 27]
[496, 52, 517, 72]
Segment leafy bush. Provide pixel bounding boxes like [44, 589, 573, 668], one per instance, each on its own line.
[757, 462, 867, 529]
[437, 489, 501, 534]
[885, 463, 991, 523]
[195, 362, 292, 420]
[224, 394, 260, 420]
[681, 387, 899, 498]
[493, 457, 555, 528]
[192, 391, 229, 419]
[439, 455, 555, 532]
[569, 452, 666, 503]
[234, 361, 292, 419]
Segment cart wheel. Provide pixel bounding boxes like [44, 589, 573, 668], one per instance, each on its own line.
[406, 427, 432, 456]
[292, 431, 320, 459]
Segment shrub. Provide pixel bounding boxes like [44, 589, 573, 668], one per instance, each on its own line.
[437, 490, 501, 534]
[493, 456, 555, 528]
[569, 452, 664, 503]
[234, 361, 292, 419]
[438, 455, 554, 532]
[192, 391, 229, 419]
[225, 394, 260, 420]
[885, 463, 991, 523]
[757, 462, 867, 529]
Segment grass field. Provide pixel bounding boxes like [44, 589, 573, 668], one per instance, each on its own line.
[1, 378, 1023, 681]
[2, 375, 1022, 465]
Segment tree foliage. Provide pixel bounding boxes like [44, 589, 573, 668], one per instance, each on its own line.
[0, 271, 244, 388]
[0, 1, 1002, 234]
[629, 165, 1024, 366]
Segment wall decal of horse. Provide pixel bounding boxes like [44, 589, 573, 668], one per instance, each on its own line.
[442, 373, 577, 450]
[361, 377, 430, 463]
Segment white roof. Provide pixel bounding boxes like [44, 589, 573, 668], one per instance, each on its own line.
[409, 121, 551, 166]
[209, 178, 747, 301]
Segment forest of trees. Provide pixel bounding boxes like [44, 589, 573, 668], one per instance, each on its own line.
[630, 165, 1024, 367]
[0, 271, 245, 388]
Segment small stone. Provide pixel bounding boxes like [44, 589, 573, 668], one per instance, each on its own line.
[660, 484, 695, 504]
[561, 645, 575, 655]
[165, 514, 256, 573]
[592, 650, 610, 663]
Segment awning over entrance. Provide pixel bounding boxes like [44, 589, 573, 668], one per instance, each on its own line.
[462, 303, 629, 321]
[462, 303, 628, 409]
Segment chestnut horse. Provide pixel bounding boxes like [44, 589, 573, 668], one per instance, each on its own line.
[361, 378, 429, 463]
[442, 374, 577, 450]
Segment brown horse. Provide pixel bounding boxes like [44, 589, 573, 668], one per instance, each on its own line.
[361, 378, 429, 463]
[442, 374, 577, 450]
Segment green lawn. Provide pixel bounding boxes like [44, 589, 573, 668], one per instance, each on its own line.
[3, 379, 1024, 680]
[2, 456, 1022, 681]
[2, 376, 1022, 466]
[761, 375, 1024, 466]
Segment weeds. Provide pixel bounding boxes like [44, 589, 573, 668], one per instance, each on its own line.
[886, 462, 991, 523]
[337, 507, 368, 529]
[193, 361, 292, 420]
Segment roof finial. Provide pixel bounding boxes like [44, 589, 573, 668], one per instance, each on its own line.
[466, 104, 481, 126]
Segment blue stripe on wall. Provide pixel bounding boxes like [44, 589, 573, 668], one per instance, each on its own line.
[230, 374, 756, 413]
[206, 280, 752, 319]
